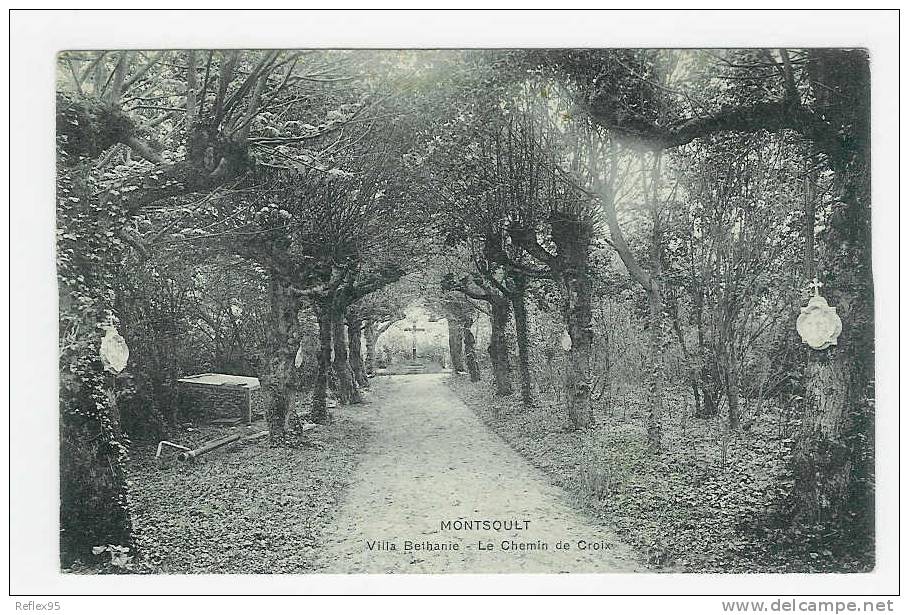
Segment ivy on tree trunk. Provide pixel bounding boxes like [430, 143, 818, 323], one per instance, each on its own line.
[549, 214, 596, 430]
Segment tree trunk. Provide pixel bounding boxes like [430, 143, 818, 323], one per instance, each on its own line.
[723, 360, 742, 431]
[789, 71, 873, 549]
[691, 295, 720, 419]
[510, 277, 534, 406]
[698, 361, 722, 419]
[264, 276, 300, 440]
[332, 303, 363, 405]
[645, 282, 664, 451]
[563, 271, 594, 430]
[792, 353, 855, 526]
[54, 72, 257, 568]
[488, 295, 514, 396]
[645, 152, 666, 450]
[311, 300, 332, 425]
[552, 214, 595, 430]
[347, 311, 369, 388]
[447, 317, 465, 373]
[363, 318, 377, 376]
[60, 395, 134, 566]
[691, 379, 703, 418]
[462, 317, 481, 382]
[668, 292, 705, 421]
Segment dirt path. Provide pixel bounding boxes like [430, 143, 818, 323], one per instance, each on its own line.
[315, 374, 642, 573]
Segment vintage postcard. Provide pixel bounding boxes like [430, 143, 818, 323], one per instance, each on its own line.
[10, 8, 900, 604]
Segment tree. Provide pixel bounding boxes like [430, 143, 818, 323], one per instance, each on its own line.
[331, 264, 407, 403]
[667, 135, 804, 433]
[57, 49, 366, 562]
[492, 115, 599, 429]
[424, 292, 476, 374]
[425, 119, 547, 405]
[431, 286, 482, 383]
[442, 269, 514, 397]
[362, 309, 407, 375]
[537, 47, 873, 543]
[235, 162, 410, 423]
[595, 143, 668, 451]
[422, 129, 519, 397]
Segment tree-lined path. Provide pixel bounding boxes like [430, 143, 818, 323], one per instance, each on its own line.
[316, 374, 641, 573]
[56, 47, 874, 573]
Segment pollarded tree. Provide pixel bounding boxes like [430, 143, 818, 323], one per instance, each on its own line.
[425, 99, 598, 424]
[396, 50, 556, 402]
[165, 59, 430, 429]
[441, 267, 514, 396]
[239, 93, 430, 419]
[423, 118, 546, 404]
[330, 263, 407, 404]
[469, 120, 555, 407]
[481, 112, 601, 430]
[58, 50, 365, 200]
[234, 166, 408, 426]
[57, 49, 367, 563]
[423, 292, 480, 377]
[419, 131, 518, 395]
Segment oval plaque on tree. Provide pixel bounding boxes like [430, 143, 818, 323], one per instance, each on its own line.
[99, 325, 129, 374]
[560, 330, 572, 352]
[796, 294, 843, 350]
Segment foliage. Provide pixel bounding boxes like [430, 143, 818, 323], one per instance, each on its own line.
[57, 47, 874, 573]
[56, 48, 386, 564]
[124, 417, 370, 573]
[449, 374, 871, 572]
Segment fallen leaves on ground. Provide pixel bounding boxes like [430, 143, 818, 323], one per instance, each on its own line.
[128, 417, 372, 574]
[447, 374, 871, 573]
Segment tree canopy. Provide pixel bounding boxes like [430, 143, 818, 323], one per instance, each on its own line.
[57, 48, 874, 573]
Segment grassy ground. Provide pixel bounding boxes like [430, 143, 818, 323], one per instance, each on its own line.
[447, 372, 869, 573]
[127, 414, 372, 574]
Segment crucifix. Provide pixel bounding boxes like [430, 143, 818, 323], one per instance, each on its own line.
[403, 321, 426, 360]
[809, 277, 823, 296]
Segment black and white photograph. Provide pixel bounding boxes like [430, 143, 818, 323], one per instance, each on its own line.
[9, 8, 901, 604]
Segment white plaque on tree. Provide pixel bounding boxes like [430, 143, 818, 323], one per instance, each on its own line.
[294, 343, 305, 368]
[560, 330, 572, 352]
[100, 325, 129, 374]
[796, 294, 842, 350]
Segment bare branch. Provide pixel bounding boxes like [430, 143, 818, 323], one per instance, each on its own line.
[121, 51, 164, 92]
[185, 50, 198, 125]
